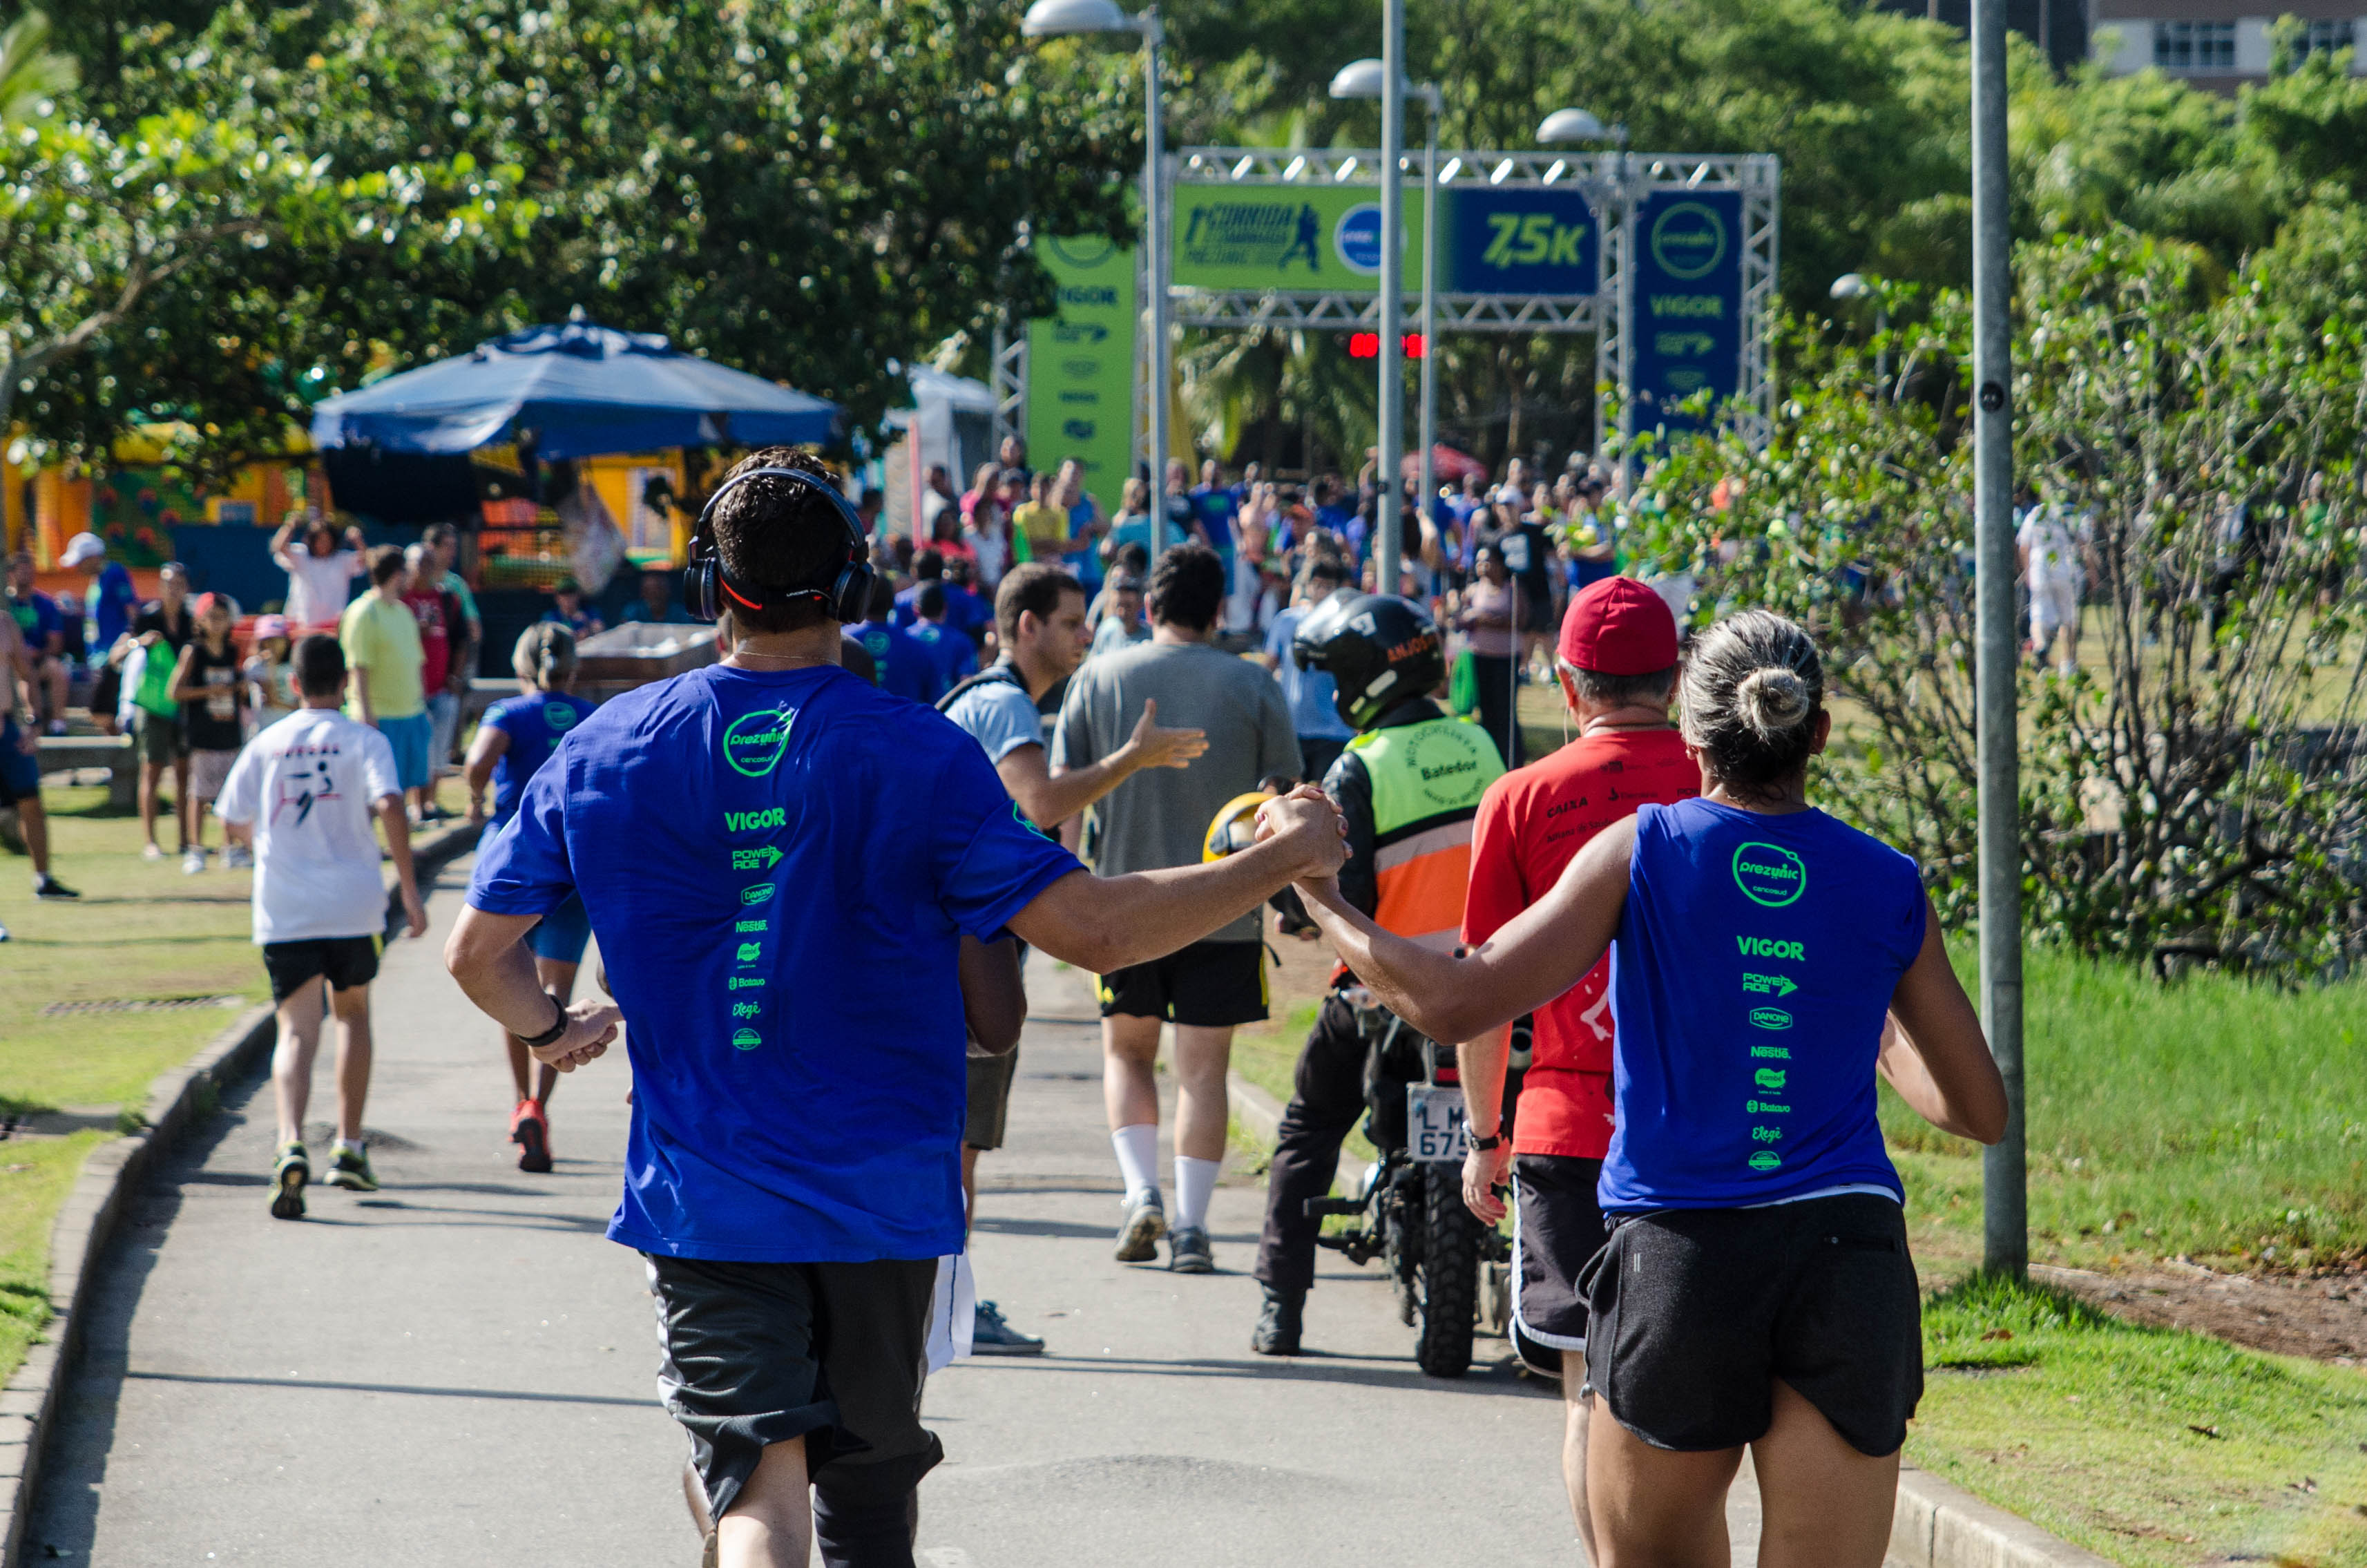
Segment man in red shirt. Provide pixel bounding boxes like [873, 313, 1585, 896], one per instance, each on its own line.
[1454, 575, 1694, 1560]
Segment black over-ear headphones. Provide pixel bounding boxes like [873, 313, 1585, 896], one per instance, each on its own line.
[684, 466, 876, 627]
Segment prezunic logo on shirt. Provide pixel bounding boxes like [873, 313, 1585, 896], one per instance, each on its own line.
[1731, 842, 1807, 908]
[723, 707, 795, 777]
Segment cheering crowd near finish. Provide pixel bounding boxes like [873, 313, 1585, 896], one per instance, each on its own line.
[186, 447, 2007, 1568]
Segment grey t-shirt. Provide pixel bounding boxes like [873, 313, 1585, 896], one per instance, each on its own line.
[943, 674, 1044, 764]
[1053, 637, 1303, 944]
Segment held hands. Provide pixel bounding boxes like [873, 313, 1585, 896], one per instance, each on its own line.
[530, 999, 624, 1073]
[1462, 1140, 1513, 1225]
[1121, 698, 1209, 772]
[1252, 785, 1349, 883]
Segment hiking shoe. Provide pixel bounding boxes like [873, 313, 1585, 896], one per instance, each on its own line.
[971, 1300, 1045, 1357]
[270, 1142, 309, 1220]
[1251, 1285, 1303, 1355]
[32, 874, 78, 900]
[510, 1098, 553, 1174]
[1169, 1225, 1214, 1274]
[323, 1142, 377, 1192]
[1113, 1190, 1167, 1263]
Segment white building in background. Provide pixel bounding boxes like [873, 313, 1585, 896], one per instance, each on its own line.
[2092, 1, 2363, 86]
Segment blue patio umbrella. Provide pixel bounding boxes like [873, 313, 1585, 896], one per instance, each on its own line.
[309, 316, 843, 458]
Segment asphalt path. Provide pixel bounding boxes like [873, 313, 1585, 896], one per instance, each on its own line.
[32, 859, 1778, 1566]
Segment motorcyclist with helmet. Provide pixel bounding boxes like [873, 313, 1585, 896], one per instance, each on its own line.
[1249, 593, 1506, 1356]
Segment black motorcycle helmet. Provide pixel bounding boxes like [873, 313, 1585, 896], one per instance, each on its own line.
[1292, 592, 1446, 732]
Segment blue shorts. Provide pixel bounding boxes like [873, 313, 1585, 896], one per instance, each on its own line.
[529, 892, 592, 965]
[376, 711, 433, 791]
[0, 718, 39, 805]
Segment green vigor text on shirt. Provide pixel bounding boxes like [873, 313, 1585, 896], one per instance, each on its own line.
[722, 702, 800, 1049]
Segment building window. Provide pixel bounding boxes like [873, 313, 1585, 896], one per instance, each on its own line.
[2299, 18, 2357, 57]
[2153, 19, 2238, 69]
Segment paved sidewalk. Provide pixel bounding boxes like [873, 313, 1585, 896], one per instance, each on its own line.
[32, 862, 1775, 1566]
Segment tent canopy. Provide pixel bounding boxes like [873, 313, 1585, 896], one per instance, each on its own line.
[310, 317, 843, 459]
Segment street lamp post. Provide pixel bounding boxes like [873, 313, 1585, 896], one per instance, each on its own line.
[1022, 0, 1171, 554]
[1374, 0, 1407, 596]
[1333, 57, 1443, 583]
[1537, 108, 1628, 484]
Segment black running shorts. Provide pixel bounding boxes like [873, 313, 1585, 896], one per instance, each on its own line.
[261, 935, 382, 1003]
[1511, 1153, 1604, 1377]
[1580, 1192, 1922, 1456]
[1095, 939, 1268, 1027]
[645, 1254, 941, 1524]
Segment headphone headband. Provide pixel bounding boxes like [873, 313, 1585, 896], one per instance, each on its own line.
[686, 463, 874, 627]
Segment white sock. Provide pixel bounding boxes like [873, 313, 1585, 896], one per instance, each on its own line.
[1174, 1155, 1220, 1232]
[1111, 1125, 1160, 1205]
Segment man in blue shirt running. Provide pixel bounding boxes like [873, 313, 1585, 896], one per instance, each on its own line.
[848, 577, 943, 703]
[906, 582, 977, 692]
[445, 449, 1345, 1568]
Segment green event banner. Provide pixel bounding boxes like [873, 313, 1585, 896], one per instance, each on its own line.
[1026, 234, 1136, 521]
[1168, 182, 1599, 298]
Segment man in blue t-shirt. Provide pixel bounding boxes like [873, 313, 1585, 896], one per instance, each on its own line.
[850, 578, 943, 703]
[64, 532, 140, 669]
[1188, 459, 1239, 580]
[1261, 556, 1355, 783]
[444, 450, 1345, 1568]
[892, 548, 989, 644]
[907, 583, 977, 692]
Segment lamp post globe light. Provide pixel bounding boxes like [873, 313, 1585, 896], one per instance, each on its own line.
[1332, 57, 1445, 572]
[1022, 0, 1173, 553]
[1536, 107, 1627, 148]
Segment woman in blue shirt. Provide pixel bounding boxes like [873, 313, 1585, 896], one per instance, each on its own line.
[464, 623, 597, 1173]
[1292, 609, 2006, 1568]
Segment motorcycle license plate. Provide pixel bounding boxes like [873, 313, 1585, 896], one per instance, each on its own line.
[1406, 1084, 1468, 1163]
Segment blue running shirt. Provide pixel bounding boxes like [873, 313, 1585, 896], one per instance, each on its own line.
[1600, 797, 1926, 1212]
[482, 689, 597, 823]
[467, 664, 1082, 1262]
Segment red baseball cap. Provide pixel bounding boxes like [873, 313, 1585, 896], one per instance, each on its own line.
[1558, 576, 1678, 675]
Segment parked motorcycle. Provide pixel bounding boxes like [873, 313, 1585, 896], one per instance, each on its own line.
[1305, 991, 1529, 1379]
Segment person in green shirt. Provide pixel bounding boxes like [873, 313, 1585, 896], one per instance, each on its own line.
[339, 547, 433, 819]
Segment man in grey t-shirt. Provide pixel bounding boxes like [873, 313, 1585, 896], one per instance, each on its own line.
[1052, 544, 1301, 1274]
[940, 563, 1207, 1351]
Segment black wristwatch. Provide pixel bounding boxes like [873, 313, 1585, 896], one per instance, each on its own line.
[1466, 1127, 1504, 1153]
[517, 993, 569, 1050]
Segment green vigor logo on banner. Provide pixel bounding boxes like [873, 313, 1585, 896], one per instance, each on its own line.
[1647, 201, 1729, 281]
[1732, 843, 1807, 908]
[723, 707, 795, 777]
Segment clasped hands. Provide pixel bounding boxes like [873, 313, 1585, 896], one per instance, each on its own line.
[1252, 784, 1350, 888]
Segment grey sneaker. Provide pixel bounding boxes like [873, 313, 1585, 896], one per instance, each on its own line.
[1114, 1190, 1167, 1263]
[1169, 1225, 1214, 1274]
[970, 1300, 1045, 1356]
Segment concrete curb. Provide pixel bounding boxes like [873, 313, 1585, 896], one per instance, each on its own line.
[1230, 1074, 2109, 1568]
[0, 820, 481, 1567]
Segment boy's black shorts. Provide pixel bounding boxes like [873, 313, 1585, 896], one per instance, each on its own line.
[1095, 939, 1267, 1027]
[646, 1254, 941, 1524]
[1580, 1192, 1922, 1456]
[261, 935, 382, 1003]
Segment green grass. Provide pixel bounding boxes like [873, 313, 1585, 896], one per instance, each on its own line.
[0, 784, 270, 1111]
[1913, 1273, 2367, 1567]
[1888, 943, 2367, 1272]
[0, 1133, 107, 1376]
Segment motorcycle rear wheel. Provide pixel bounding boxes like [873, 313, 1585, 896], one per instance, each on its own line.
[1414, 1164, 1481, 1379]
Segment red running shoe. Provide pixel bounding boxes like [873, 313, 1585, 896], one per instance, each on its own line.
[510, 1098, 553, 1173]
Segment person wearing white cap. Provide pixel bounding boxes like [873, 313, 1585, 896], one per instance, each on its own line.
[63, 532, 140, 673]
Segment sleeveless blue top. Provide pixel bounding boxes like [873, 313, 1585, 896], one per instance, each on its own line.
[1599, 796, 1926, 1212]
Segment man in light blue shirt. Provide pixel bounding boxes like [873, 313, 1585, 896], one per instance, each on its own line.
[1262, 556, 1355, 783]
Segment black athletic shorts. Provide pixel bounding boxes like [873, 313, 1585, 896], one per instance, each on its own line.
[1511, 1153, 1605, 1377]
[646, 1254, 941, 1524]
[261, 935, 382, 1003]
[964, 1045, 1019, 1151]
[1579, 1192, 1922, 1456]
[1095, 939, 1267, 1027]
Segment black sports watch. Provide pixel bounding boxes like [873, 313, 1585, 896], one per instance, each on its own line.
[1465, 1126, 1504, 1153]
[517, 993, 570, 1051]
